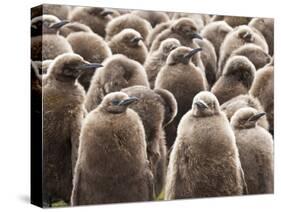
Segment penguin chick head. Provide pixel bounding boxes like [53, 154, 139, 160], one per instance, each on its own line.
[159, 38, 181, 55]
[166, 46, 202, 65]
[235, 25, 255, 43]
[222, 55, 256, 89]
[171, 18, 202, 40]
[48, 53, 103, 83]
[115, 28, 144, 48]
[31, 15, 69, 36]
[100, 92, 139, 114]
[192, 91, 220, 117]
[84, 7, 114, 20]
[231, 107, 266, 129]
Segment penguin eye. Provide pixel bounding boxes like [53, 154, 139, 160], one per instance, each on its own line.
[111, 99, 120, 105]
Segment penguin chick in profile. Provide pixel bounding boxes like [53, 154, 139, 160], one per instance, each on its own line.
[43, 4, 71, 20]
[144, 38, 181, 88]
[231, 44, 271, 70]
[155, 47, 206, 148]
[218, 25, 268, 77]
[31, 15, 72, 61]
[121, 86, 177, 196]
[70, 7, 117, 37]
[249, 18, 274, 56]
[195, 38, 217, 87]
[212, 56, 256, 104]
[85, 54, 149, 112]
[105, 13, 152, 42]
[231, 107, 273, 194]
[67, 32, 112, 91]
[71, 92, 154, 205]
[150, 18, 204, 71]
[108, 28, 148, 64]
[250, 65, 274, 135]
[200, 21, 233, 59]
[221, 94, 269, 130]
[165, 91, 247, 200]
[59, 22, 92, 37]
[172, 13, 210, 31]
[43, 53, 102, 204]
[132, 10, 169, 28]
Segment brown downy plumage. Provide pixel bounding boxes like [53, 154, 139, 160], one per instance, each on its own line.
[105, 13, 152, 43]
[211, 15, 252, 27]
[108, 28, 148, 64]
[43, 53, 102, 204]
[231, 43, 271, 70]
[67, 31, 112, 91]
[122, 86, 177, 196]
[212, 56, 256, 104]
[249, 18, 274, 56]
[172, 13, 211, 31]
[59, 22, 92, 37]
[217, 25, 268, 78]
[200, 21, 233, 59]
[155, 46, 206, 149]
[147, 21, 172, 48]
[165, 91, 247, 199]
[43, 4, 71, 20]
[231, 107, 273, 194]
[250, 65, 274, 135]
[31, 15, 72, 61]
[132, 10, 170, 28]
[221, 94, 269, 130]
[144, 38, 181, 88]
[85, 54, 149, 112]
[71, 92, 154, 205]
[69, 7, 118, 37]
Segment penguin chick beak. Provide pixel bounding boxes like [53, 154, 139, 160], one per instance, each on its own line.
[118, 96, 139, 106]
[247, 112, 266, 122]
[100, 10, 114, 16]
[184, 48, 202, 61]
[49, 20, 70, 29]
[195, 100, 208, 110]
[191, 33, 203, 40]
[76, 63, 103, 70]
[131, 37, 144, 44]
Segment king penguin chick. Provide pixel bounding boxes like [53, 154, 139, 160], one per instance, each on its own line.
[105, 13, 152, 43]
[144, 38, 181, 88]
[221, 94, 269, 130]
[121, 86, 177, 197]
[108, 28, 148, 64]
[200, 21, 233, 59]
[165, 91, 247, 200]
[211, 15, 252, 27]
[69, 7, 117, 37]
[132, 10, 169, 28]
[249, 18, 274, 56]
[43, 4, 71, 20]
[150, 18, 205, 72]
[212, 56, 256, 105]
[59, 22, 93, 37]
[67, 31, 112, 91]
[71, 92, 154, 205]
[155, 47, 206, 149]
[85, 54, 149, 112]
[194, 38, 217, 87]
[31, 15, 73, 61]
[43, 53, 102, 204]
[250, 65, 274, 135]
[217, 25, 268, 77]
[172, 13, 210, 31]
[231, 44, 271, 70]
[147, 21, 172, 48]
[231, 107, 273, 194]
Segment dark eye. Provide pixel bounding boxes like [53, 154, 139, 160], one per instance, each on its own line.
[111, 99, 120, 105]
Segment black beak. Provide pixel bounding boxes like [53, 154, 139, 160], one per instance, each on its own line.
[184, 48, 202, 61]
[100, 10, 114, 16]
[191, 33, 203, 40]
[77, 63, 103, 70]
[131, 37, 144, 43]
[49, 20, 70, 29]
[195, 100, 208, 109]
[243, 32, 253, 42]
[248, 112, 266, 122]
[118, 96, 139, 106]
